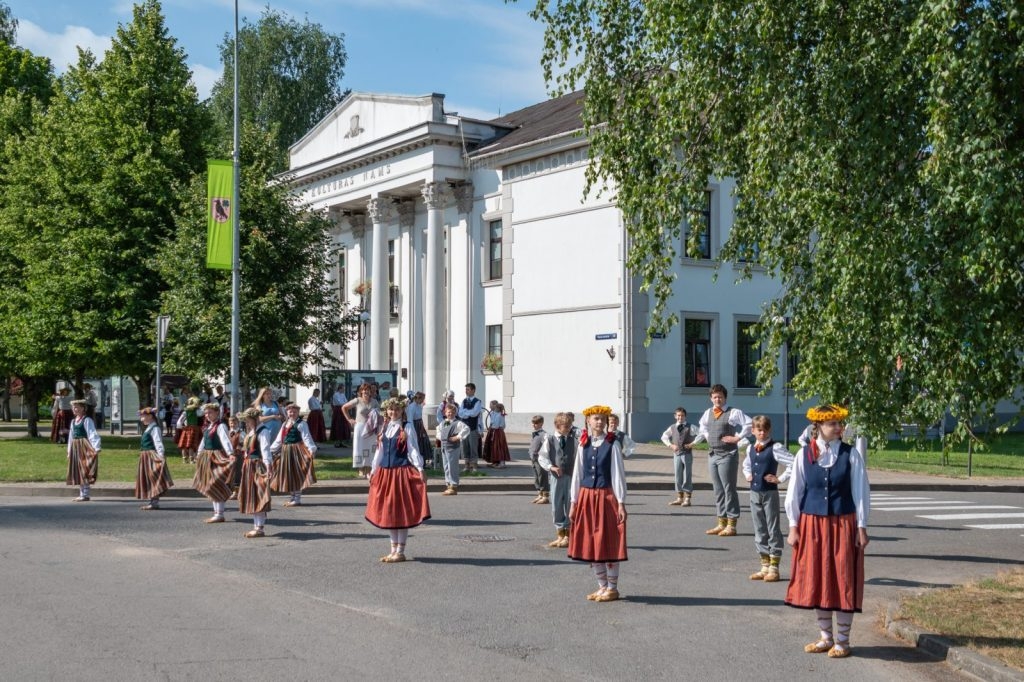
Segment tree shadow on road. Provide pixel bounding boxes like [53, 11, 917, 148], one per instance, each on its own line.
[847, 644, 947, 664]
[626, 595, 781, 607]
[416, 557, 568, 567]
[871, 553, 1024, 566]
[866, 577, 956, 589]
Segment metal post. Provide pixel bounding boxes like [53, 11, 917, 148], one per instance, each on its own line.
[118, 375, 124, 435]
[229, 0, 242, 418]
[783, 318, 790, 447]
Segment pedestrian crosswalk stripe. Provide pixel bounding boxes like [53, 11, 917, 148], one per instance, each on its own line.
[918, 512, 1024, 520]
[869, 497, 935, 502]
[874, 505, 1019, 512]
[964, 524, 1024, 530]
[871, 500, 973, 506]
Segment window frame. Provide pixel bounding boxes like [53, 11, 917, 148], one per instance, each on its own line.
[683, 317, 713, 390]
[682, 191, 712, 260]
[487, 219, 503, 281]
[735, 319, 762, 389]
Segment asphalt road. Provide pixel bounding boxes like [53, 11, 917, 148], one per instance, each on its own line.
[3, 487, 1019, 681]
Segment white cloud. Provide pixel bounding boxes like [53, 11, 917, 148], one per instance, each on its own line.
[190, 62, 221, 101]
[15, 20, 112, 72]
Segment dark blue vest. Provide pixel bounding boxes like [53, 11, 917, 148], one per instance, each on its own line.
[379, 422, 411, 469]
[800, 442, 856, 516]
[580, 437, 614, 489]
[749, 440, 779, 492]
[461, 397, 480, 430]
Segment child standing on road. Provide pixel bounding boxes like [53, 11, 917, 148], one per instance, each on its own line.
[436, 402, 469, 496]
[607, 414, 635, 458]
[270, 402, 318, 508]
[176, 396, 203, 463]
[660, 407, 697, 507]
[365, 397, 430, 562]
[135, 407, 173, 510]
[742, 415, 793, 582]
[693, 385, 752, 536]
[528, 416, 549, 504]
[785, 405, 870, 659]
[568, 405, 628, 602]
[193, 402, 236, 524]
[237, 408, 273, 538]
[66, 399, 101, 502]
[538, 412, 578, 548]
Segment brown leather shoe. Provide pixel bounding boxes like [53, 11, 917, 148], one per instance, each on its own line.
[804, 639, 834, 654]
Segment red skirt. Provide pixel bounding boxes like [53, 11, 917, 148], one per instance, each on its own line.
[483, 428, 510, 463]
[330, 406, 351, 442]
[271, 442, 316, 493]
[192, 449, 234, 502]
[66, 438, 99, 486]
[785, 512, 865, 613]
[238, 458, 272, 515]
[177, 425, 202, 450]
[307, 409, 327, 443]
[135, 451, 173, 499]
[365, 466, 431, 529]
[567, 486, 628, 563]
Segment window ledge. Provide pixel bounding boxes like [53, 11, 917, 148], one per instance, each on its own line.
[733, 387, 770, 397]
[680, 257, 718, 268]
[481, 278, 502, 288]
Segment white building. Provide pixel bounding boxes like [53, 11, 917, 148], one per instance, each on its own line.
[287, 91, 805, 441]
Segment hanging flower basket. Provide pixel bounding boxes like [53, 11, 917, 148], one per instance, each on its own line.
[480, 353, 503, 375]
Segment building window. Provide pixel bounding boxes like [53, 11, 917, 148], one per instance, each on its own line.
[684, 319, 711, 387]
[683, 192, 712, 259]
[736, 321, 761, 388]
[486, 324, 502, 356]
[488, 219, 502, 280]
[337, 249, 347, 304]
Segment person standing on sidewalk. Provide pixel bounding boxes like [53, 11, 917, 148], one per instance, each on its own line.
[436, 402, 469, 495]
[607, 414, 635, 458]
[135, 407, 173, 510]
[661, 407, 697, 507]
[785, 404, 870, 659]
[66, 399, 101, 502]
[457, 383, 483, 472]
[538, 412, 578, 548]
[693, 384, 752, 536]
[528, 415, 549, 504]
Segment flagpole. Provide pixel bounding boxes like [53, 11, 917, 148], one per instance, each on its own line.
[230, 0, 241, 416]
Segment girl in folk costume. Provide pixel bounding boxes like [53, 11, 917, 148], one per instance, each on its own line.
[306, 388, 327, 443]
[176, 396, 204, 463]
[193, 403, 236, 523]
[51, 388, 73, 444]
[785, 405, 870, 659]
[329, 384, 352, 446]
[270, 402, 318, 507]
[406, 391, 435, 467]
[483, 401, 511, 468]
[344, 383, 382, 479]
[227, 415, 244, 500]
[365, 397, 431, 563]
[135, 407, 174, 510]
[237, 408, 274, 538]
[66, 399, 101, 502]
[568, 405, 628, 602]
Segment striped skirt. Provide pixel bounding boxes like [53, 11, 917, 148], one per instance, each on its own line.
[365, 465, 431, 529]
[785, 512, 865, 613]
[176, 425, 202, 450]
[307, 409, 327, 443]
[238, 458, 272, 515]
[567, 486, 628, 563]
[66, 438, 99, 486]
[192, 450, 234, 502]
[135, 451, 173, 500]
[271, 442, 316, 493]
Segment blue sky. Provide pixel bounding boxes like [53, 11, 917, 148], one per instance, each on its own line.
[5, 0, 552, 120]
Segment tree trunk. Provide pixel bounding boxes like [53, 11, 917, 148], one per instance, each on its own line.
[0, 375, 10, 421]
[19, 376, 50, 438]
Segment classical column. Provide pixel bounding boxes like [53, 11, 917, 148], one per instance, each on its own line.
[347, 212, 367, 369]
[367, 197, 392, 370]
[421, 182, 448, 410]
[396, 200, 421, 390]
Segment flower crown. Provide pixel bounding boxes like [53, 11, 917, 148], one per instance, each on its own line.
[805, 404, 849, 422]
[581, 405, 613, 417]
[380, 397, 407, 412]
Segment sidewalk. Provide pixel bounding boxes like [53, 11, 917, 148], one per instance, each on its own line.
[3, 431, 1021, 498]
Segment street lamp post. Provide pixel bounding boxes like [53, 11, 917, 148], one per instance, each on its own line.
[155, 315, 170, 409]
[356, 311, 370, 370]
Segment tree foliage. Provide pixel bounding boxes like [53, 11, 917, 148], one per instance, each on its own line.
[528, 0, 1024, 439]
[209, 7, 347, 169]
[0, 2, 15, 46]
[158, 122, 359, 393]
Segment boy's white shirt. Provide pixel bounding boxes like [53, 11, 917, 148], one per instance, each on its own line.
[660, 422, 698, 448]
[692, 406, 753, 445]
[741, 440, 795, 483]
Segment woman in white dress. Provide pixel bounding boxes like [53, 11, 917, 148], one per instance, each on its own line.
[343, 383, 381, 479]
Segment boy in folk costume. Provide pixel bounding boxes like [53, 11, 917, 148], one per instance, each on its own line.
[436, 402, 469, 496]
[270, 402, 318, 507]
[176, 396, 203, 463]
[528, 416, 549, 504]
[568, 405, 628, 602]
[741, 415, 794, 582]
[785, 405, 870, 659]
[135, 407, 173, 510]
[538, 412, 578, 548]
[692, 384, 752, 536]
[607, 413, 635, 458]
[66, 399, 101, 502]
[193, 403, 236, 523]
[661, 407, 698, 507]
[237, 408, 274, 538]
[365, 397, 431, 562]
[457, 383, 483, 472]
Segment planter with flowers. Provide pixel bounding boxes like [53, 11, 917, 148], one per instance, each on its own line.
[480, 353, 503, 376]
[353, 279, 371, 298]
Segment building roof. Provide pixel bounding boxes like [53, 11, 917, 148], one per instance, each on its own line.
[471, 90, 585, 158]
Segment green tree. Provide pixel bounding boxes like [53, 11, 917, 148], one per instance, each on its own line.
[159, 122, 358, 395]
[209, 7, 347, 169]
[527, 0, 1024, 440]
[0, 2, 16, 45]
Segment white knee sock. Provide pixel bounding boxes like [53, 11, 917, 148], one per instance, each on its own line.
[836, 611, 854, 644]
[815, 609, 834, 641]
[253, 512, 266, 528]
[605, 562, 620, 590]
[592, 563, 608, 589]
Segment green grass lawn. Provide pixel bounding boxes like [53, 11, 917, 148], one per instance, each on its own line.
[0, 429, 486, 483]
[867, 433, 1024, 478]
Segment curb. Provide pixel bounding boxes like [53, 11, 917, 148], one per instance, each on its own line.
[885, 602, 1024, 682]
